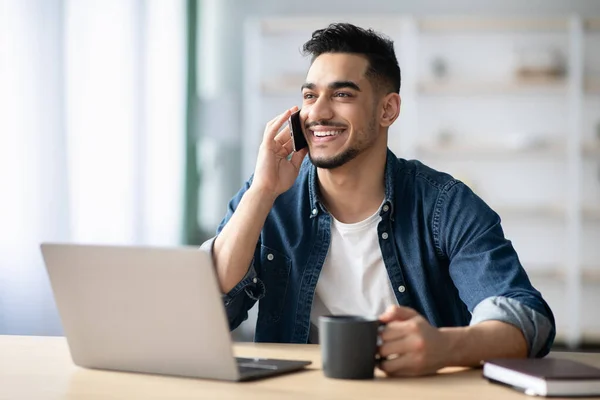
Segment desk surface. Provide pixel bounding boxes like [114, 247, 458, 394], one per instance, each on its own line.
[2, 335, 600, 400]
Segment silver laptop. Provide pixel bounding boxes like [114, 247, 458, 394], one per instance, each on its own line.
[40, 243, 311, 381]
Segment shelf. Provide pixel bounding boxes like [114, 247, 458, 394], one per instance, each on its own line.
[265, 76, 595, 96]
[583, 142, 600, 157]
[259, 16, 402, 35]
[487, 204, 600, 220]
[261, 75, 304, 95]
[526, 267, 565, 280]
[526, 268, 600, 282]
[416, 141, 565, 159]
[585, 18, 600, 31]
[417, 78, 567, 95]
[582, 269, 600, 282]
[583, 206, 600, 221]
[555, 330, 600, 345]
[417, 141, 599, 159]
[585, 77, 600, 94]
[494, 204, 566, 219]
[418, 16, 568, 32]
[258, 15, 595, 35]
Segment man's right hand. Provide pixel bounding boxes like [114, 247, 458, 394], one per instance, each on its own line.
[251, 106, 309, 201]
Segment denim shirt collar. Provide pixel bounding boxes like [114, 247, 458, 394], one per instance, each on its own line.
[307, 148, 398, 219]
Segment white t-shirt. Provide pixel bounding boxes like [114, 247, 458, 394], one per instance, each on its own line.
[309, 205, 399, 343]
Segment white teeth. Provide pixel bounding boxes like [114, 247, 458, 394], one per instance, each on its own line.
[313, 130, 343, 137]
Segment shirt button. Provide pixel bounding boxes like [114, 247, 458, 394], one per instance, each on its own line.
[382, 204, 390, 212]
[267, 253, 274, 261]
[252, 278, 258, 284]
[398, 285, 406, 293]
[311, 208, 318, 215]
[381, 232, 389, 240]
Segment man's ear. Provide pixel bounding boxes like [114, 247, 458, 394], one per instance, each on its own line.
[379, 93, 401, 128]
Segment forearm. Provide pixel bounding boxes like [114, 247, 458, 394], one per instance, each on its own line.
[440, 321, 528, 367]
[213, 186, 276, 293]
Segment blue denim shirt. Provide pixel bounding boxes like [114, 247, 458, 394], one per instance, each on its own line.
[204, 149, 555, 357]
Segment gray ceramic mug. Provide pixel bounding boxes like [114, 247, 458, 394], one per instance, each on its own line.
[319, 315, 383, 379]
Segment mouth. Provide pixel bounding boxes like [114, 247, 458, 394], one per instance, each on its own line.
[308, 126, 347, 141]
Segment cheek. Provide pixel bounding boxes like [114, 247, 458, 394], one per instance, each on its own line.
[299, 109, 309, 123]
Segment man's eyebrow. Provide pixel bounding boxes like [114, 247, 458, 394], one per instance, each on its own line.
[300, 81, 361, 92]
[329, 81, 361, 91]
[300, 82, 315, 91]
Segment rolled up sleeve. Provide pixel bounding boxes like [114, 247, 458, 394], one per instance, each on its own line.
[470, 296, 555, 357]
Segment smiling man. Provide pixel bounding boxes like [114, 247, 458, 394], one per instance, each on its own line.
[201, 23, 555, 376]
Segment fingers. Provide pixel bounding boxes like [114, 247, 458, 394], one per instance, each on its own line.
[274, 125, 306, 164]
[273, 126, 294, 157]
[379, 305, 419, 323]
[379, 320, 414, 342]
[379, 353, 426, 377]
[264, 106, 298, 142]
[274, 125, 292, 144]
[281, 137, 294, 155]
[378, 331, 426, 377]
[379, 326, 425, 358]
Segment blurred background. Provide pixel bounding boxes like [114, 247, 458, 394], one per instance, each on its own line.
[1, 0, 599, 350]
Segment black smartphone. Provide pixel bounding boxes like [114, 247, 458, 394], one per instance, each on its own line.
[289, 109, 308, 152]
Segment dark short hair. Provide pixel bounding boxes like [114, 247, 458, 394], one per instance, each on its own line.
[302, 22, 401, 94]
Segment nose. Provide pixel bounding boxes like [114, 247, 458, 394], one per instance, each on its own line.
[306, 95, 334, 124]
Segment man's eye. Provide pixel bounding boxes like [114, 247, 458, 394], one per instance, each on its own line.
[334, 92, 352, 98]
[303, 93, 315, 100]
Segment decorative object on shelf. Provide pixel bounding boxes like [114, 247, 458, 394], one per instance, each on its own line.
[586, 76, 600, 94]
[514, 47, 566, 82]
[430, 56, 448, 80]
[435, 127, 455, 146]
[503, 133, 553, 152]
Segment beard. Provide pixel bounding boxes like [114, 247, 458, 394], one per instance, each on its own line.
[309, 147, 360, 169]
[308, 114, 378, 170]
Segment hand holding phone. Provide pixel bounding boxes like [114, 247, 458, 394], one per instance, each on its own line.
[289, 110, 308, 152]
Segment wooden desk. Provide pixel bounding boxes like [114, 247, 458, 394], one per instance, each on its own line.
[2, 335, 600, 399]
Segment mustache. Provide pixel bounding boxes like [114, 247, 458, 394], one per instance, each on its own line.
[305, 120, 346, 129]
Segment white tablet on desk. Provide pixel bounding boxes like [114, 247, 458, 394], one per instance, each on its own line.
[40, 243, 310, 381]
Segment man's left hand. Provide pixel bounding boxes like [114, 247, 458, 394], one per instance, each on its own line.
[378, 305, 450, 377]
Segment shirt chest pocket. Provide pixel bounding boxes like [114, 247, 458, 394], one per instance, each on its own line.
[257, 245, 291, 324]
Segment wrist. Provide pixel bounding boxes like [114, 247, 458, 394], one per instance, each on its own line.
[247, 184, 279, 205]
[439, 326, 471, 367]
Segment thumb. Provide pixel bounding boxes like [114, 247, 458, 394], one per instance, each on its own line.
[379, 305, 419, 323]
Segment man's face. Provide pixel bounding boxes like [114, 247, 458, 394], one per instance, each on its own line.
[300, 53, 380, 169]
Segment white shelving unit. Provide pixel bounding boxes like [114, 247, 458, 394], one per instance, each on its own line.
[243, 15, 600, 347]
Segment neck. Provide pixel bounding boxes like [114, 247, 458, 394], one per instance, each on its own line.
[317, 139, 387, 224]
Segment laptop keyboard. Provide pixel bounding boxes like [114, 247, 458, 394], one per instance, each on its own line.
[234, 357, 311, 380]
[236, 358, 279, 371]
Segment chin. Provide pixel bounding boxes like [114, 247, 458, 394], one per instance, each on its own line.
[308, 147, 360, 169]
